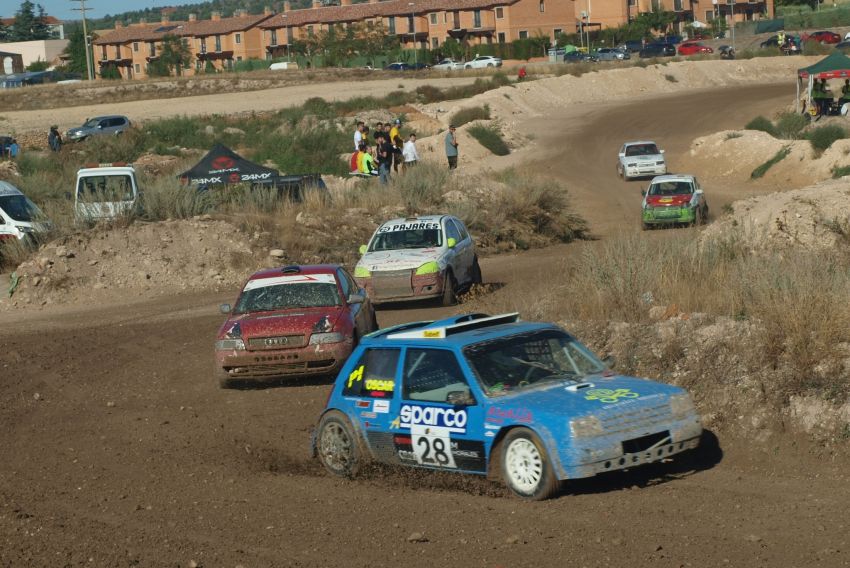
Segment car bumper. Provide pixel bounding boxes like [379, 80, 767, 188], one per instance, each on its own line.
[557, 416, 703, 480]
[215, 340, 352, 380]
[643, 206, 697, 224]
[355, 271, 444, 304]
[624, 164, 667, 178]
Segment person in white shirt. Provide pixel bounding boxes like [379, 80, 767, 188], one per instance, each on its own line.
[353, 121, 364, 151]
[402, 133, 419, 170]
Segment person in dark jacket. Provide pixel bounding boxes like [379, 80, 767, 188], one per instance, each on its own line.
[48, 126, 62, 152]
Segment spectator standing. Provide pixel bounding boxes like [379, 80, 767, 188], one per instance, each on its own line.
[48, 125, 62, 152]
[389, 119, 403, 173]
[445, 125, 459, 170]
[375, 132, 393, 184]
[7, 139, 19, 159]
[402, 133, 419, 170]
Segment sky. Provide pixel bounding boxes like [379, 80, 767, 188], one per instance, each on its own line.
[7, 1, 194, 20]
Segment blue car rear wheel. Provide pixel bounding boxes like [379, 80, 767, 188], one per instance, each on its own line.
[317, 411, 363, 478]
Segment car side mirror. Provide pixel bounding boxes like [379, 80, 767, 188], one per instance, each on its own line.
[447, 237, 457, 248]
[359, 244, 367, 254]
[695, 189, 704, 195]
[220, 303, 232, 314]
[618, 152, 625, 158]
[348, 292, 365, 304]
[447, 388, 475, 406]
[97, 125, 103, 129]
[660, 149, 666, 154]
[603, 355, 617, 368]
[641, 190, 647, 196]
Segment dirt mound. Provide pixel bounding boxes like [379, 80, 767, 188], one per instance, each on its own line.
[702, 177, 850, 250]
[684, 128, 850, 187]
[3, 218, 260, 310]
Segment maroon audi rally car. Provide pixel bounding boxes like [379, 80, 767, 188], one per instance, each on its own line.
[214, 265, 378, 388]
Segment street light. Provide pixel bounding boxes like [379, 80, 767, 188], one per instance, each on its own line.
[409, 2, 417, 68]
[283, 14, 291, 62]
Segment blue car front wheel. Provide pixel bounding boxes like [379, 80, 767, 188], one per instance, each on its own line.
[501, 428, 559, 500]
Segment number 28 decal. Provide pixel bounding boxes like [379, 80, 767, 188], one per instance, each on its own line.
[411, 425, 456, 469]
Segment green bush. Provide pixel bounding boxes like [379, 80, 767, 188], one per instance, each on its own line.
[832, 164, 850, 178]
[450, 105, 491, 127]
[807, 125, 847, 153]
[745, 116, 776, 136]
[751, 147, 790, 179]
[468, 124, 510, 156]
[774, 112, 808, 139]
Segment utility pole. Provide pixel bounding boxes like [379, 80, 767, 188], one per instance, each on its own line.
[409, 2, 416, 68]
[70, 0, 94, 81]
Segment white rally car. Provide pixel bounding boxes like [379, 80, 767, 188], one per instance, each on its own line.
[353, 215, 481, 305]
[617, 140, 667, 180]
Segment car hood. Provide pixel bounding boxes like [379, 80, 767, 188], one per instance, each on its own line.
[646, 194, 692, 207]
[625, 153, 664, 162]
[358, 249, 444, 272]
[218, 305, 343, 340]
[485, 374, 682, 419]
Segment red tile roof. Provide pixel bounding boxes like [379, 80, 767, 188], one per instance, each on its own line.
[182, 13, 274, 37]
[94, 12, 274, 45]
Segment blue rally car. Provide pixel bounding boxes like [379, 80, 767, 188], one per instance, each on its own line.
[314, 313, 703, 500]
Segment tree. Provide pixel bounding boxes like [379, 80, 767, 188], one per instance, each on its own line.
[8, 1, 52, 42]
[148, 35, 192, 77]
[0, 19, 7, 42]
[633, 6, 676, 35]
[59, 27, 89, 75]
[351, 21, 396, 67]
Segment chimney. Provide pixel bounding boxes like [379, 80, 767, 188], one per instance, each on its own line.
[312, 0, 321, 8]
[188, 13, 197, 22]
[264, 6, 274, 15]
[211, 11, 221, 21]
[341, 0, 351, 5]
[284, 1, 291, 11]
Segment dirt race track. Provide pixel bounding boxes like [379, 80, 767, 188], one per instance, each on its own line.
[3, 80, 850, 567]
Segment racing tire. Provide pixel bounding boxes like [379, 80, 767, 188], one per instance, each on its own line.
[487, 63, 494, 67]
[471, 257, 483, 285]
[441, 271, 457, 306]
[500, 428, 559, 501]
[641, 222, 651, 231]
[316, 410, 364, 478]
[465, 65, 472, 69]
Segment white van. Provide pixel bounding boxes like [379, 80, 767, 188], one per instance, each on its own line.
[0, 182, 51, 242]
[75, 163, 139, 222]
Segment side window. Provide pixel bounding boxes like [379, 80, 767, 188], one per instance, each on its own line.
[452, 219, 469, 242]
[98, 119, 109, 129]
[342, 269, 359, 295]
[403, 348, 472, 404]
[337, 269, 351, 298]
[343, 348, 399, 398]
[444, 220, 461, 244]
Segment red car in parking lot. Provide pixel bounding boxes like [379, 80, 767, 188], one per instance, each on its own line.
[214, 265, 378, 388]
[808, 31, 841, 44]
[677, 41, 714, 55]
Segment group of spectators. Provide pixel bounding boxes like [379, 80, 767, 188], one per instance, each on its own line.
[810, 78, 850, 116]
[351, 119, 420, 184]
[0, 137, 20, 160]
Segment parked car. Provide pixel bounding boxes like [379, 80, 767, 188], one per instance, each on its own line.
[0, 182, 51, 243]
[564, 51, 599, 63]
[432, 58, 463, 70]
[641, 174, 709, 229]
[214, 264, 378, 388]
[617, 140, 667, 180]
[808, 30, 841, 44]
[835, 40, 850, 51]
[74, 162, 140, 223]
[760, 35, 781, 49]
[661, 34, 683, 45]
[314, 312, 704, 500]
[677, 41, 714, 55]
[66, 115, 130, 142]
[464, 55, 503, 69]
[384, 62, 412, 71]
[617, 40, 645, 53]
[638, 43, 676, 58]
[594, 47, 630, 60]
[354, 215, 481, 306]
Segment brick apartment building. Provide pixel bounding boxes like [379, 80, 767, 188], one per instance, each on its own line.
[588, 0, 773, 32]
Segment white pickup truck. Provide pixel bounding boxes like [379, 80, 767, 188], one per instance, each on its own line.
[75, 163, 140, 223]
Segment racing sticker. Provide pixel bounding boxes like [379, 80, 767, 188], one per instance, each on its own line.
[377, 221, 440, 233]
[396, 404, 468, 433]
[242, 273, 336, 291]
[373, 400, 390, 414]
[411, 425, 457, 468]
[584, 388, 639, 404]
[393, 433, 486, 471]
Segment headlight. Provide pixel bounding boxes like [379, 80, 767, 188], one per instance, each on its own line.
[570, 415, 604, 438]
[415, 261, 440, 275]
[215, 338, 245, 350]
[309, 332, 344, 345]
[669, 393, 695, 419]
[354, 266, 371, 278]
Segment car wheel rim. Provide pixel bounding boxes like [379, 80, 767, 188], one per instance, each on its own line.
[320, 422, 352, 473]
[505, 438, 543, 493]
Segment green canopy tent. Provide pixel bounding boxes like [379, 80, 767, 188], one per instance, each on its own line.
[797, 52, 850, 112]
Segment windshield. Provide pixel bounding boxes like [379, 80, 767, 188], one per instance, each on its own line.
[369, 222, 443, 251]
[0, 194, 44, 222]
[234, 280, 341, 314]
[77, 175, 135, 202]
[625, 143, 660, 156]
[649, 181, 694, 196]
[82, 118, 100, 128]
[463, 329, 607, 397]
